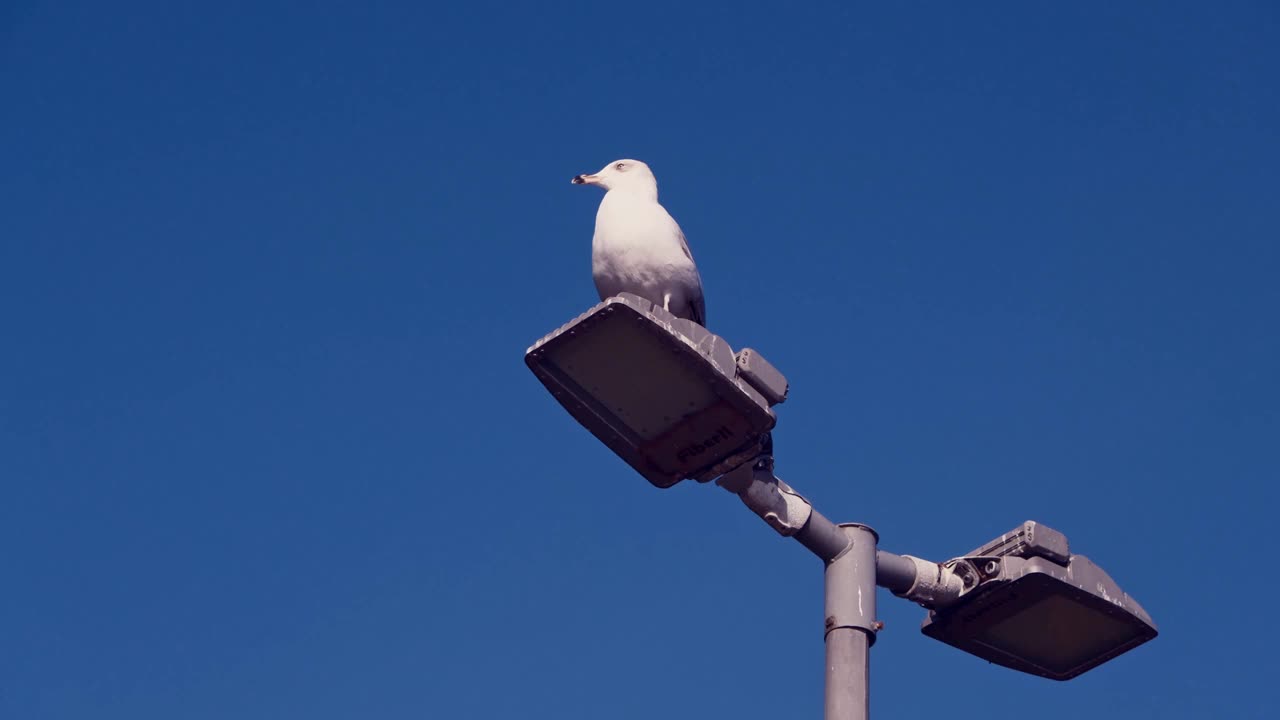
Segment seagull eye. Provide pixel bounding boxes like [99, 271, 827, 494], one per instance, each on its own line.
[615, 162, 626, 171]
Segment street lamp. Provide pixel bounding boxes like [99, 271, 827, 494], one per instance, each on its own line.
[919, 521, 1158, 681]
[525, 295, 1158, 719]
[525, 293, 786, 488]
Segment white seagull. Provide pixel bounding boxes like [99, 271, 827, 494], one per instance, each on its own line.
[572, 159, 706, 327]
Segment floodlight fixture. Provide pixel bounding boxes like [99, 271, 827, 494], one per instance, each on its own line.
[525, 300, 1158, 719]
[919, 521, 1158, 680]
[525, 293, 788, 488]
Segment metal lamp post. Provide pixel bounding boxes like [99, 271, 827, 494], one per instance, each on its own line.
[525, 294, 1157, 719]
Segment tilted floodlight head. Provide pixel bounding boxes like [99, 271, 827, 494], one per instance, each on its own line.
[920, 521, 1158, 681]
[525, 294, 788, 488]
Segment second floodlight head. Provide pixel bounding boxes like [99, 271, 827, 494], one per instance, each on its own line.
[921, 522, 1158, 681]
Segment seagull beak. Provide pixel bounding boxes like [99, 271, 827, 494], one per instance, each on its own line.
[571, 173, 600, 186]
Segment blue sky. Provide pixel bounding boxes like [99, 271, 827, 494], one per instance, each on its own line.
[2, 2, 1277, 718]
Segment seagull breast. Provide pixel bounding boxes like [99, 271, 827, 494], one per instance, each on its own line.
[591, 190, 705, 324]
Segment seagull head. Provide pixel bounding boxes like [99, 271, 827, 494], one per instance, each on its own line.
[571, 159, 658, 201]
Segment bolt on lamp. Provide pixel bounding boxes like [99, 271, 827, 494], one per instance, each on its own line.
[526, 294, 1157, 719]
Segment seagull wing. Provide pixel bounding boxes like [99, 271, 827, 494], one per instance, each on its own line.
[689, 284, 707, 327]
[676, 226, 707, 327]
[677, 226, 694, 262]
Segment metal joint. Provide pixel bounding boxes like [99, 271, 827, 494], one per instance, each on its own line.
[716, 455, 813, 536]
[894, 555, 966, 609]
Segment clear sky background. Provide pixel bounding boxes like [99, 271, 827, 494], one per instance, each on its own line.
[2, 2, 1277, 718]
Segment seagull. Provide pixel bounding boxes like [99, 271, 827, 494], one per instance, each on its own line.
[572, 159, 706, 327]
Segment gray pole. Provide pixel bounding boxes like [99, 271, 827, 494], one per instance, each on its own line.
[823, 524, 878, 720]
[718, 460, 894, 719]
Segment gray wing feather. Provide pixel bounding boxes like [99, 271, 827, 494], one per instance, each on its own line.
[677, 227, 707, 327]
[677, 228, 694, 261]
[689, 287, 706, 327]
